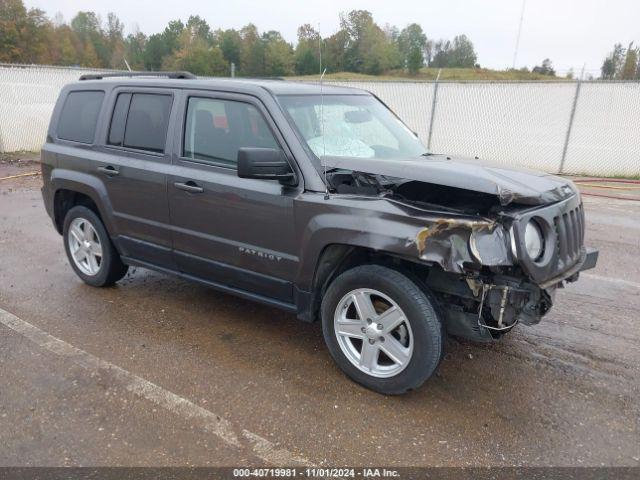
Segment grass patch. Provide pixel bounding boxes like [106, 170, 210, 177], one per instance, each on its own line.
[0, 151, 40, 164]
[288, 67, 568, 82]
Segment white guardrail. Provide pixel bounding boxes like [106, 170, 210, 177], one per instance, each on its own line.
[1, 63, 639, 176]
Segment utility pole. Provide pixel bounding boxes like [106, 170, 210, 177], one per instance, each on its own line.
[512, 0, 527, 69]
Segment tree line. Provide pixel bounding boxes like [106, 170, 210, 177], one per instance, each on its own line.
[0, 0, 478, 76]
[601, 42, 640, 80]
[5, 0, 638, 80]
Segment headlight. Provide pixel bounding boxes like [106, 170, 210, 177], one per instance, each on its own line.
[524, 220, 544, 261]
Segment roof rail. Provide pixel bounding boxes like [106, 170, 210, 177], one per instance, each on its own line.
[79, 71, 196, 81]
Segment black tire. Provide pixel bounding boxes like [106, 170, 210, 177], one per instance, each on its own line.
[321, 264, 443, 395]
[63, 205, 128, 287]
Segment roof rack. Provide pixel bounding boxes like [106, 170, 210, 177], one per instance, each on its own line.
[79, 71, 196, 81]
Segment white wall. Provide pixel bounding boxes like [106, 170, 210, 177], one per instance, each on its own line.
[1, 64, 639, 176]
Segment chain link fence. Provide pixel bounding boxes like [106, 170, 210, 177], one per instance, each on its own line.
[1, 63, 639, 176]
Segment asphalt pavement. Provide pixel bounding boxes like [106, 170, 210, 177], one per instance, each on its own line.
[0, 160, 638, 467]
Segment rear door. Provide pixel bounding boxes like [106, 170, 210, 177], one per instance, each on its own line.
[167, 91, 301, 304]
[96, 88, 176, 268]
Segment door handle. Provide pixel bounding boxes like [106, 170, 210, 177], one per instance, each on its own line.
[97, 165, 119, 177]
[174, 181, 204, 193]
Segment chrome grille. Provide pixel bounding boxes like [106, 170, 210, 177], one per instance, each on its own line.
[553, 203, 585, 270]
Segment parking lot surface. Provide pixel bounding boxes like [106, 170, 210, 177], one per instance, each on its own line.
[1, 160, 639, 467]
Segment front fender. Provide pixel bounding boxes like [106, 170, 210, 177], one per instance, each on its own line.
[294, 194, 512, 291]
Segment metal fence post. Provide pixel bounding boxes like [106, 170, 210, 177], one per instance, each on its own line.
[427, 69, 441, 151]
[559, 78, 582, 173]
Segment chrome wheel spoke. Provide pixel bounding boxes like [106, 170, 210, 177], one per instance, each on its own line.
[89, 241, 102, 257]
[379, 335, 411, 366]
[70, 224, 84, 244]
[352, 291, 377, 321]
[73, 248, 87, 262]
[377, 306, 404, 333]
[336, 321, 365, 338]
[87, 253, 99, 273]
[359, 342, 379, 371]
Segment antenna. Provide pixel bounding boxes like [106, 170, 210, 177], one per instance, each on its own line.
[320, 66, 328, 200]
[318, 22, 322, 77]
[317, 23, 330, 200]
[512, 0, 526, 69]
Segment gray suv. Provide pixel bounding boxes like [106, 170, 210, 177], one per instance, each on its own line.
[41, 72, 598, 394]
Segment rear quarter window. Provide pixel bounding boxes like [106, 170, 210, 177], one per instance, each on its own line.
[57, 91, 105, 144]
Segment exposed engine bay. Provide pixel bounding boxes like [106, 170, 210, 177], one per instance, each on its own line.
[327, 169, 510, 216]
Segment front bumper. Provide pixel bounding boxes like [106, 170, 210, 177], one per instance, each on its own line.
[581, 247, 599, 271]
[538, 247, 599, 289]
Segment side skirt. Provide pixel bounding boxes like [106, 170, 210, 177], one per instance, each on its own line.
[120, 256, 298, 315]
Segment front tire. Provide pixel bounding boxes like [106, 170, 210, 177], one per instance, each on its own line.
[63, 205, 128, 287]
[321, 265, 443, 395]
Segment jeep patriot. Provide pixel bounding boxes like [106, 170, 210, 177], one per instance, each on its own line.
[41, 71, 598, 394]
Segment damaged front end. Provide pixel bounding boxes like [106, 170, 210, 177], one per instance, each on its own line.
[414, 216, 554, 341]
[324, 163, 597, 342]
[424, 269, 554, 342]
[414, 217, 542, 341]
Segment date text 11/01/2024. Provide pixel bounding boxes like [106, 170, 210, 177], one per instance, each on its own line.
[232, 468, 399, 477]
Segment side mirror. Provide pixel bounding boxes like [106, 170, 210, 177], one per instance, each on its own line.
[237, 148, 295, 184]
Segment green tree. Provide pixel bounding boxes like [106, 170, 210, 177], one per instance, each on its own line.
[262, 30, 293, 76]
[532, 58, 556, 76]
[338, 10, 398, 74]
[106, 12, 125, 68]
[124, 28, 147, 70]
[162, 16, 227, 76]
[621, 42, 638, 80]
[430, 39, 451, 68]
[162, 29, 227, 76]
[323, 29, 348, 72]
[601, 43, 625, 79]
[50, 24, 80, 65]
[0, 0, 25, 62]
[0, 0, 51, 63]
[398, 23, 426, 74]
[23, 7, 51, 63]
[71, 11, 109, 66]
[81, 40, 99, 67]
[143, 19, 184, 70]
[294, 24, 320, 75]
[449, 34, 477, 67]
[431, 35, 477, 68]
[185, 15, 213, 45]
[218, 28, 241, 67]
[239, 23, 264, 76]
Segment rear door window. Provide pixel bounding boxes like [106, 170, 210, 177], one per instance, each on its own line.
[107, 93, 131, 146]
[108, 92, 172, 153]
[57, 91, 104, 143]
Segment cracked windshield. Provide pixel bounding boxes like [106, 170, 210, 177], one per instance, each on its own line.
[278, 94, 427, 160]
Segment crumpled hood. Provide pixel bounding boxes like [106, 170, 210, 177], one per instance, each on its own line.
[323, 154, 576, 205]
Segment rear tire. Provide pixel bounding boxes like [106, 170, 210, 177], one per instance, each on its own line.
[321, 264, 443, 395]
[63, 205, 128, 287]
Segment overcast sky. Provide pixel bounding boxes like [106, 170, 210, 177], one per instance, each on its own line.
[26, 0, 640, 75]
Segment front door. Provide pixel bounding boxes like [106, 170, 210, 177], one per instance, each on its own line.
[167, 92, 300, 303]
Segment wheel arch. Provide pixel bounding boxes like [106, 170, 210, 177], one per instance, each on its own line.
[302, 243, 433, 323]
[50, 170, 116, 236]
